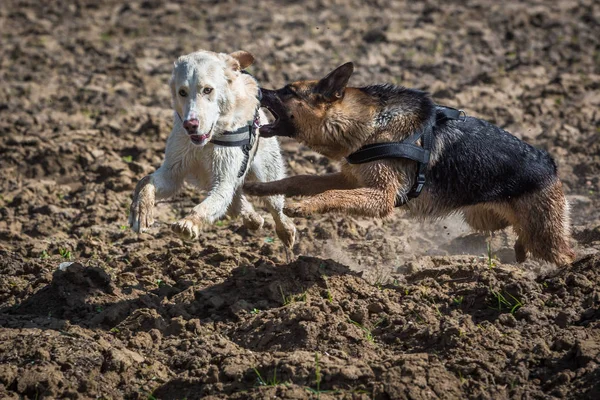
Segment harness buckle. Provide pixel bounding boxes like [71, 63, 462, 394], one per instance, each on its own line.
[413, 183, 424, 195]
[458, 109, 467, 121]
[250, 111, 260, 145]
[408, 172, 427, 198]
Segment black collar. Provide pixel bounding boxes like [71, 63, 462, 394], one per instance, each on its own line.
[209, 113, 260, 147]
[346, 105, 465, 205]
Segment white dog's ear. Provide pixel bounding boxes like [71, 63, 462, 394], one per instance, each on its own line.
[229, 51, 255, 71]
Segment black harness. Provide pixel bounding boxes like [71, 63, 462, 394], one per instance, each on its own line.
[346, 105, 465, 206]
[211, 70, 262, 178]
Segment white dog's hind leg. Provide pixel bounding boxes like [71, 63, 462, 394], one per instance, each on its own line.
[264, 193, 296, 250]
[228, 188, 264, 230]
[250, 140, 296, 249]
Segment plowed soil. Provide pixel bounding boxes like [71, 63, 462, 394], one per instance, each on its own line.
[1, 0, 599, 399]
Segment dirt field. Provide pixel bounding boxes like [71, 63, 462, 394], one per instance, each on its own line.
[1, 0, 599, 398]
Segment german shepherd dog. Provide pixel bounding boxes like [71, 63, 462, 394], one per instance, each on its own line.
[244, 62, 575, 266]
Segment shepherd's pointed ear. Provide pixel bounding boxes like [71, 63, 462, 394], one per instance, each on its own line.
[315, 62, 354, 100]
[229, 50, 255, 70]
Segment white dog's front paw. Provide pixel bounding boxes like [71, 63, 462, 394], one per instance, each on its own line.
[129, 201, 154, 233]
[171, 217, 201, 240]
[129, 178, 156, 233]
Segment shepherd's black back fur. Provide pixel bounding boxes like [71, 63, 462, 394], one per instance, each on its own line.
[430, 116, 558, 206]
[361, 84, 559, 206]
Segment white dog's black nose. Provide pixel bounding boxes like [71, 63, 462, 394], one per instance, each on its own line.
[183, 119, 199, 134]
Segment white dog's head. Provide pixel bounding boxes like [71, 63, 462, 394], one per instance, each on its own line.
[170, 50, 255, 146]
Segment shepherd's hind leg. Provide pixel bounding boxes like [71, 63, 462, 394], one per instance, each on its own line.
[464, 205, 528, 262]
[228, 188, 264, 230]
[514, 235, 528, 263]
[511, 181, 575, 266]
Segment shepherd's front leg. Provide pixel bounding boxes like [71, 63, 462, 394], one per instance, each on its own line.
[285, 187, 397, 218]
[243, 172, 355, 197]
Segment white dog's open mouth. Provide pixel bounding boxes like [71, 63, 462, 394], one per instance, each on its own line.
[189, 123, 214, 145]
[189, 133, 211, 145]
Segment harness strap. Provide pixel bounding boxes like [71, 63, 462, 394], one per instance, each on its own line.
[345, 105, 465, 205]
[236, 113, 261, 178]
[209, 70, 262, 178]
[346, 142, 430, 165]
[210, 128, 252, 147]
[437, 106, 463, 121]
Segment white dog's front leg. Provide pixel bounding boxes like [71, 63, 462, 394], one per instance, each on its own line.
[171, 148, 240, 240]
[129, 149, 186, 233]
[129, 175, 156, 233]
[171, 182, 238, 240]
[171, 183, 236, 239]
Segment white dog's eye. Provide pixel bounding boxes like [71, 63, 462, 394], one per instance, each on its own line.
[203, 87, 213, 95]
[178, 89, 187, 97]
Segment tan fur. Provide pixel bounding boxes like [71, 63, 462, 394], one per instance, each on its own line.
[509, 181, 575, 265]
[455, 181, 574, 265]
[229, 50, 255, 70]
[285, 86, 379, 159]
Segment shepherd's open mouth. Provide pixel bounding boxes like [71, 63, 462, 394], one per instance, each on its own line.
[259, 106, 280, 130]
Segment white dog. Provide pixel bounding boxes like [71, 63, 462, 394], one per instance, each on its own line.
[129, 50, 296, 249]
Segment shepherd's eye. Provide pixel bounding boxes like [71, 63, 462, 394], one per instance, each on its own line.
[203, 87, 213, 95]
[178, 89, 187, 97]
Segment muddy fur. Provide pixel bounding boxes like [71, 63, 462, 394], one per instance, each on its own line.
[245, 62, 575, 266]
